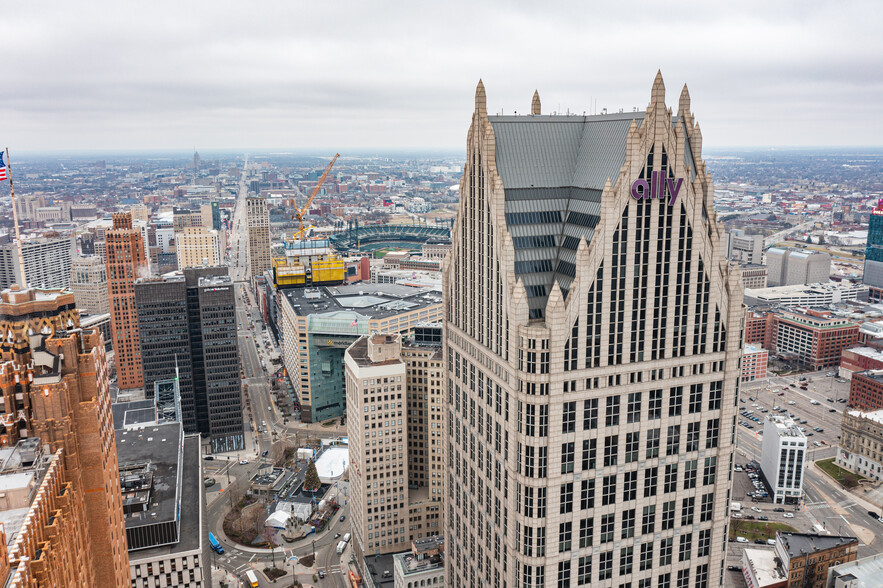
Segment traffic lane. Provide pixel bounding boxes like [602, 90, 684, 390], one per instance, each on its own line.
[802, 473, 879, 556]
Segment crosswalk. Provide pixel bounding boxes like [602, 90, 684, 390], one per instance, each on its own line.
[804, 500, 855, 511]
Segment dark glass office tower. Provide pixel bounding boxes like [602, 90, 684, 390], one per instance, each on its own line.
[136, 266, 244, 453]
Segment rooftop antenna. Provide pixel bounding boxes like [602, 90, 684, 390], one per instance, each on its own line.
[4, 149, 27, 288]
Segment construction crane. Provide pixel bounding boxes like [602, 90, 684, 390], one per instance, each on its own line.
[289, 153, 340, 240]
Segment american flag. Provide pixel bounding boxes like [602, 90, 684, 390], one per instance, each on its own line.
[0, 152, 6, 182]
[350, 318, 358, 327]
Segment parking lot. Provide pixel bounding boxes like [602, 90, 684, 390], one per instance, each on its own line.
[725, 370, 862, 583]
[736, 371, 850, 463]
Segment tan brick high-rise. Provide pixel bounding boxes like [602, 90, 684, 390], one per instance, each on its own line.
[106, 212, 147, 390]
[0, 287, 130, 586]
[444, 74, 743, 588]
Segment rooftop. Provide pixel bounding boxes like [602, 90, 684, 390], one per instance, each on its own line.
[345, 336, 405, 368]
[128, 435, 202, 558]
[283, 283, 441, 320]
[778, 532, 856, 559]
[844, 345, 883, 360]
[742, 547, 787, 586]
[830, 552, 883, 584]
[846, 408, 883, 425]
[116, 421, 182, 531]
[487, 109, 698, 316]
[112, 399, 157, 429]
[856, 369, 883, 384]
[767, 416, 806, 440]
[745, 281, 867, 301]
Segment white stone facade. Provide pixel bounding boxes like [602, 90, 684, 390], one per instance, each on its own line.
[129, 552, 206, 588]
[760, 416, 806, 504]
[175, 227, 221, 269]
[443, 74, 743, 588]
[70, 255, 109, 315]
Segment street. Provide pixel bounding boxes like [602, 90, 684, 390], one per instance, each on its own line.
[210, 155, 351, 587]
[724, 372, 883, 584]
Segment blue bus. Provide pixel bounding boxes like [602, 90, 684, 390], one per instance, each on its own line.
[209, 532, 224, 554]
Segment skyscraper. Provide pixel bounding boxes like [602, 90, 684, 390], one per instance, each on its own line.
[107, 212, 148, 390]
[175, 226, 221, 269]
[70, 254, 110, 315]
[863, 200, 883, 300]
[443, 75, 743, 588]
[345, 327, 445, 558]
[246, 196, 271, 278]
[134, 275, 195, 430]
[0, 287, 130, 586]
[0, 234, 77, 290]
[135, 267, 244, 453]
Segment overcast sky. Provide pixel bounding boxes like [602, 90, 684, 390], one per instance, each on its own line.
[2, 0, 881, 152]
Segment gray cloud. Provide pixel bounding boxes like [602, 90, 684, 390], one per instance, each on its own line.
[2, 0, 881, 151]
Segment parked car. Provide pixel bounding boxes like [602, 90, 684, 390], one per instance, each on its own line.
[758, 516, 769, 521]
[773, 508, 785, 512]
[829, 409, 837, 413]
[736, 537, 749, 543]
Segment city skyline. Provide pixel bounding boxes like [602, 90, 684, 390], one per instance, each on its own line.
[2, 0, 881, 151]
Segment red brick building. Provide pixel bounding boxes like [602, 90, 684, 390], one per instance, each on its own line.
[745, 309, 774, 347]
[769, 309, 858, 371]
[106, 212, 147, 390]
[741, 344, 769, 382]
[840, 347, 883, 379]
[848, 370, 883, 411]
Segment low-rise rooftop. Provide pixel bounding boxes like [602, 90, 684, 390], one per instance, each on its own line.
[116, 421, 183, 551]
[778, 532, 856, 560]
[283, 283, 441, 319]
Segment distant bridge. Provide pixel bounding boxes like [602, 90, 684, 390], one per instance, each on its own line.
[329, 224, 451, 251]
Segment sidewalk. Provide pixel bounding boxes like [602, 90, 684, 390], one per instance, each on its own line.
[811, 460, 882, 512]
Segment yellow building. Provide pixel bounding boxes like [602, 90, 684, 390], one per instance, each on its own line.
[175, 226, 221, 269]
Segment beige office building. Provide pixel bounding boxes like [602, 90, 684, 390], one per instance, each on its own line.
[70, 254, 110, 315]
[246, 196, 271, 278]
[176, 226, 221, 269]
[443, 75, 743, 588]
[345, 328, 445, 558]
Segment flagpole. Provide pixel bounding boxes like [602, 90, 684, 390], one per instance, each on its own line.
[5, 148, 27, 289]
